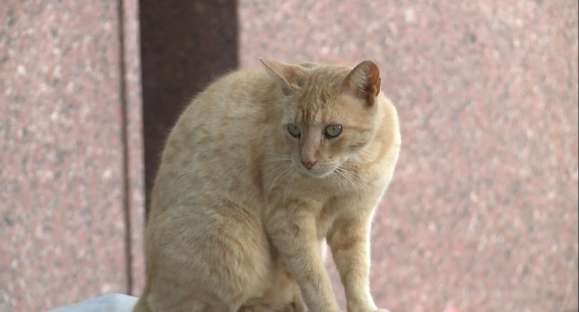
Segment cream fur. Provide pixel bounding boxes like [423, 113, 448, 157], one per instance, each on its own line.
[134, 60, 401, 312]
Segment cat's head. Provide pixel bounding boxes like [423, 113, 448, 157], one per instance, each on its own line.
[262, 59, 382, 178]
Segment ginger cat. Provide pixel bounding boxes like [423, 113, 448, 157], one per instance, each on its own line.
[134, 59, 401, 312]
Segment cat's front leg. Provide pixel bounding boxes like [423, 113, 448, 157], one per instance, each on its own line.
[266, 201, 341, 312]
[327, 205, 388, 312]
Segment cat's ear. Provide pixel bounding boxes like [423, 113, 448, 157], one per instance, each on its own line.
[260, 59, 305, 95]
[342, 60, 381, 106]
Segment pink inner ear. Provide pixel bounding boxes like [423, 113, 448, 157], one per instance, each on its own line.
[283, 67, 303, 87]
[344, 61, 381, 105]
[366, 64, 381, 97]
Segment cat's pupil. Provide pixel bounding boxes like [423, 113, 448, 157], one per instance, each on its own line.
[324, 124, 343, 139]
[287, 124, 301, 138]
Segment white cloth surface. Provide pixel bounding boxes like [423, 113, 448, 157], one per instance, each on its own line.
[48, 294, 137, 312]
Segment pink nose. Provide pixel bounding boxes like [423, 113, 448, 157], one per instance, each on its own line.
[301, 160, 317, 170]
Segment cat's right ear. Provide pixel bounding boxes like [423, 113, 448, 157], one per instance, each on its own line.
[260, 59, 305, 95]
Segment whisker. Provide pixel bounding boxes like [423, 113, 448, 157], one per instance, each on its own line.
[268, 163, 293, 192]
[335, 165, 360, 189]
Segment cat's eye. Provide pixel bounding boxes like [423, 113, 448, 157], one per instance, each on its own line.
[287, 123, 301, 138]
[324, 124, 343, 139]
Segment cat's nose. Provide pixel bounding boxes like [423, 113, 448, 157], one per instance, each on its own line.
[301, 160, 317, 170]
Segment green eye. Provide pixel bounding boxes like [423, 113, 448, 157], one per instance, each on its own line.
[287, 123, 301, 138]
[324, 124, 343, 139]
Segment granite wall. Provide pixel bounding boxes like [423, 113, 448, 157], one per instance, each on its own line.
[0, 0, 144, 311]
[0, 0, 577, 311]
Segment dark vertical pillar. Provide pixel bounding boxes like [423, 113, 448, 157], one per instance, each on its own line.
[139, 0, 239, 211]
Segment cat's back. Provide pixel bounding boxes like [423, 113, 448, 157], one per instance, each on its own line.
[181, 68, 277, 155]
[152, 69, 276, 209]
[178, 69, 276, 139]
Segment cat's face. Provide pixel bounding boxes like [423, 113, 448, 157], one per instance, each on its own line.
[281, 93, 376, 178]
[264, 59, 381, 179]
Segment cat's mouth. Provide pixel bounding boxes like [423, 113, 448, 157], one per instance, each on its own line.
[296, 164, 337, 179]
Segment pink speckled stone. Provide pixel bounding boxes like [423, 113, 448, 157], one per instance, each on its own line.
[240, 1, 578, 311]
[120, 0, 146, 297]
[0, 0, 144, 310]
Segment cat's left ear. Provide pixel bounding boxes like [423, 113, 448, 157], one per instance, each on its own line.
[342, 60, 381, 106]
[260, 59, 305, 95]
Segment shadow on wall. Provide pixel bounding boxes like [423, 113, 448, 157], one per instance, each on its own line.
[140, 0, 239, 211]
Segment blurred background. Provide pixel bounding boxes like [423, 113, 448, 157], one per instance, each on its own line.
[0, 0, 577, 311]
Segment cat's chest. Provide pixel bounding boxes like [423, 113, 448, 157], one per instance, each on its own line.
[315, 195, 358, 239]
[316, 207, 338, 239]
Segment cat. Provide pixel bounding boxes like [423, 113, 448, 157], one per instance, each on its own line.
[134, 59, 401, 312]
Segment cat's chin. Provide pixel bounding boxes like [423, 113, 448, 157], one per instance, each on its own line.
[298, 166, 336, 179]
